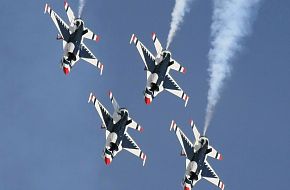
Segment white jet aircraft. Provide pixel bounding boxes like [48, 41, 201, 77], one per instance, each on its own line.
[88, 91, 146, 166]
[170, 120, 225, 190]
[130, 33, 189, 107]
[44, 1, 103, 75]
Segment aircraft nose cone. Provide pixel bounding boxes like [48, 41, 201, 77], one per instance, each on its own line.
[144, 97, 151, 105]
[184, 187, 190, 190]
[104, 157, 111, 165]
[63, 67, 69, 75]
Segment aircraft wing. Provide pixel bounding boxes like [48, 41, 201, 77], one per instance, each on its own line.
[83, 28, 100, 42]
[207, 145, 223, 160]
[170, 120, 194, 160]
[163, 74, 189, 107]
[88, 93, 113, 133]
[152, 32, 163, 55]
[169, 58, 186, 73]
[79, 43, 104, 75]
[44, 4, 70, 42]
[202, 161, 225, 190]
[130, 34, 156, 79]
[122, 132, 147, 166]
[64, 1, 75, 24]
[126, 117, 143, 132]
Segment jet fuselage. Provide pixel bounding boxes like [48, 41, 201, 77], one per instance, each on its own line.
[61, 19, 88, 75]
[183, 137, 211, 190]
[103, 109, 129, 165]
[144, 51, 172, 104]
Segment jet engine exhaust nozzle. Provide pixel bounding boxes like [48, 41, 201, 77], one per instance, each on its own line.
[104, 157, 111, 165]
[63, 67, 70, 75]
[145, 97, 151, 105]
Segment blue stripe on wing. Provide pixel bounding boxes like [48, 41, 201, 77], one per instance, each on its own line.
[79, 44, 95, 59]
[97, 102, 113, 131]
[122, 133, 138, 149]
[54, 13, 70, 41]
[163, 74, 181, 90]
[201, 162, 218, 178]
[180, 132, 194, 159]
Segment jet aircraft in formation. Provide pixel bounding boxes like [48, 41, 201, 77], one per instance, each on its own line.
[88, 91, 146, 166]
[43, 1, 225, 188]
[130, 33, 189, 107]
[44, 1, 103, 75]
[170, 120, 225, 190]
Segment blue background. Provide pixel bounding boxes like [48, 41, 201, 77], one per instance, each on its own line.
[0, 0, 289, 189]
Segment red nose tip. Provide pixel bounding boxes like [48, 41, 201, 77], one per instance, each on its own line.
[144, 97, 151, 105]
[63, 67, 69, 75]
[104, 157, 111, 165]
[184, 187, 190, 190]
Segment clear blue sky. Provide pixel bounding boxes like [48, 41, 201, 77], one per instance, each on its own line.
[0, 0, 290, 189]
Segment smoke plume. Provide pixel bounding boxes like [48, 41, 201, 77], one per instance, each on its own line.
[166, 0, 194, 49]
[78, 0, 86, 18]
[203, 0, 261, 135]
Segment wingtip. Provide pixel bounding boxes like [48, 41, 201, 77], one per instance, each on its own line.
[170, 120, 175, 131]
[189, 119, 194, 127]
[64, 0, 69, 8]
[182, 67, 186, 74]
[108, 90, 113, 98]
[152, 32, 156, 37]
[44, 3, 48, 14]
[142, 154, 147, 166]
[184, 96, 189, 107]
[130, 34, 135, 44]
[99, 64, 104, 75]
[95, 35, 100, 42]
[88, 93, 93, 103]
[219, 181, 225, 190]
[140, 127, 144, 132]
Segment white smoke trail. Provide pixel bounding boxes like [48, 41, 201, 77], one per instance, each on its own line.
[78, 0, 86, 18]
[166, 0, 194, 50]
[203, 0, 261, 135]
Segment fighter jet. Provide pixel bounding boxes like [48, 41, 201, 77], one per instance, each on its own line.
[88, 91, 147, 166]
[170, 120, 225, 190]
[44, 1, 103, 75]
[130, 33, 189, 107]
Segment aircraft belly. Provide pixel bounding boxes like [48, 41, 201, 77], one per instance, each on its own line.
[106, 132, 118, 147]
[66, 42, 75, 54]
[186, 161, 198, 174]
